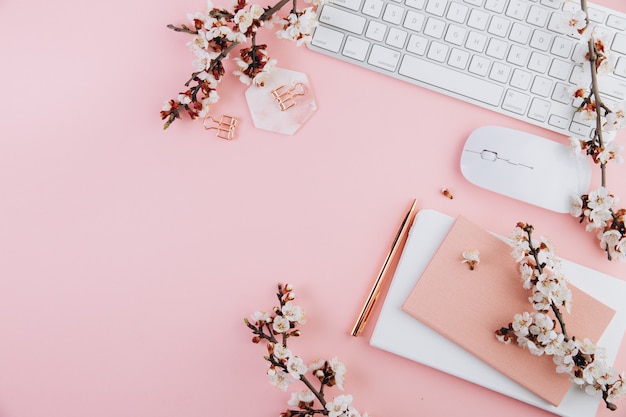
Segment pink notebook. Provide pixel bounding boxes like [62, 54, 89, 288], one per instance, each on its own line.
[401, 216, 616, 407]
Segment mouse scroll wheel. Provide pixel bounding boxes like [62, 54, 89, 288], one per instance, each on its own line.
[481, 150, 498, 162]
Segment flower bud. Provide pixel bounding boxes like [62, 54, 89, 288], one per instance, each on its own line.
[441, 188, 454, 199]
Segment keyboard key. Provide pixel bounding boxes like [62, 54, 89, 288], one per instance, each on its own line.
[547, 12, 566, 33]
[611, 33, 626, 55]
[466, 31, 487, 52]
[549, 114, 569, 129]
[507, 44, 530, 66]
[424, 17, 446, 38]
[447, 2, 469, 23]
[548, 59, 572, 81]
[530, 76, 553, 96]
[319, 5, 366, 34]
[467, 8, 489, 30]
[484, 0, 506, 14]
[506, 0, 528, 21]
[383, 3, 405, 24]
[427, 41, 450, 62]
[407, 34, 429, 55]
[552, 83, 572, 104]
[425, 0, 447, 17]
[311, 26, 344, 52]
[587, 8, 606, 23]
[445, 25, 467, 46]
[387, 27, 408, 48]
[486, 38, 507, 59]
[343, 36, 370, 60]
[490, 62, 512, 83]
[405, 0, 426, 9]
[333, 0, 363, 12]
[615, 57, 626, 78]
[570, 121, 592, 137]
[469, 55, 491, 76]
[528, 98, 551, 122]
[403, 10, 426, 32]
[550, 36, 573, 58]
[540, 0, 560, 9]
[528, 52, 550, 73]
[488, 16, 510, 38]
[598, 75, 626, 100]
[399, 55, 504, 105]
[502, 89, 530, 114]
[362, 0, 384, 18]
[448, 48, 470, 69]
[607, 14, 626, 31]
[368, 45, 401, 71]
[529, 29, 551, 51]
[527, 5, 549, 27]
[509, 22, 531, 44]
[510, 69, 532, 90]
[366, 20, 387, 41]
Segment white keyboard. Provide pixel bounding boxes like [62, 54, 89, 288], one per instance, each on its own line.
[308, 0, 626, 138]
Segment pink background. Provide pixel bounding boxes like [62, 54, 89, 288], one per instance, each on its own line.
[1, 1, 625, 416]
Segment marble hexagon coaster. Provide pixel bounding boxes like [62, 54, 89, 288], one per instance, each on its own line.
[245, 67, 317, 135]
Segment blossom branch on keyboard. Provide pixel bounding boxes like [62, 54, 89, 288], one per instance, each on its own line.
[244, 283, 367, 417]
[563, 0, 626, 261]
[496, 223, 626, 411]
[160, 0, 321, 130]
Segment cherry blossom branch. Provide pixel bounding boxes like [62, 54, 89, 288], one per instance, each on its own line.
[524, 225, 568, 339]
[161, 0, 321, 129]
[497, 224, 625, 411]
[261, 0, 292, 20]
[580, 0, 609, 187]
[245, 283, 366, 417]
[563, 0, 626, 261]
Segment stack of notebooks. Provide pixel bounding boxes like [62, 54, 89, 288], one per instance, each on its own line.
[370, 209, 626, 417]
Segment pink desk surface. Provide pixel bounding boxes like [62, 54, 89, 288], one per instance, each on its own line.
[1, 1, 625, 416]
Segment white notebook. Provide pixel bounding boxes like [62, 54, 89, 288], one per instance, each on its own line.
[370, 209, 626, 417]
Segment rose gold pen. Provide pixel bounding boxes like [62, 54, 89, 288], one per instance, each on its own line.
[351, 198, 419, 337]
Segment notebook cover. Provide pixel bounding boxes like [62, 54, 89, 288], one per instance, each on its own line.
[401, 215, 616, 407]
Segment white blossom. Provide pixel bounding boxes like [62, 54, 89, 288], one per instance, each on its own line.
[273, 343, 292, 361]
[529, 312, 557, 345]
[287, 390, 316, 407]
[252, 58, 277, 86]
[286, 355, 307, 379]
[604, 104, 626, 132]
[329, 357, 347, 390]
[512, 311, 532, 337]
[588, 186, 615, 211]
[281, 301, 306, 324]
[563, 7, 588, 36]
[272, 315, 291, 333]
[461, 248, 480, 269]
[267, 367, 294, 391]
[177, 93, 192, 105]
[275, 8, 319, 45]
[569, 194, 584, 217]
[519, 263, 534, 289]
[250, 310, 272, 324]
[568, 136, 583, 156]
[598, 140, 624, 164]
[326, 394, 353, 417]
[615, 238, 626, 262]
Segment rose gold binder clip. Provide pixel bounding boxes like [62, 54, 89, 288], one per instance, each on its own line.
[271, 82, 307, 111]
[203, 114, 238, 140]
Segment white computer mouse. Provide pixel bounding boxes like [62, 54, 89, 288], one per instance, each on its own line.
[460, 126, 591, 213]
